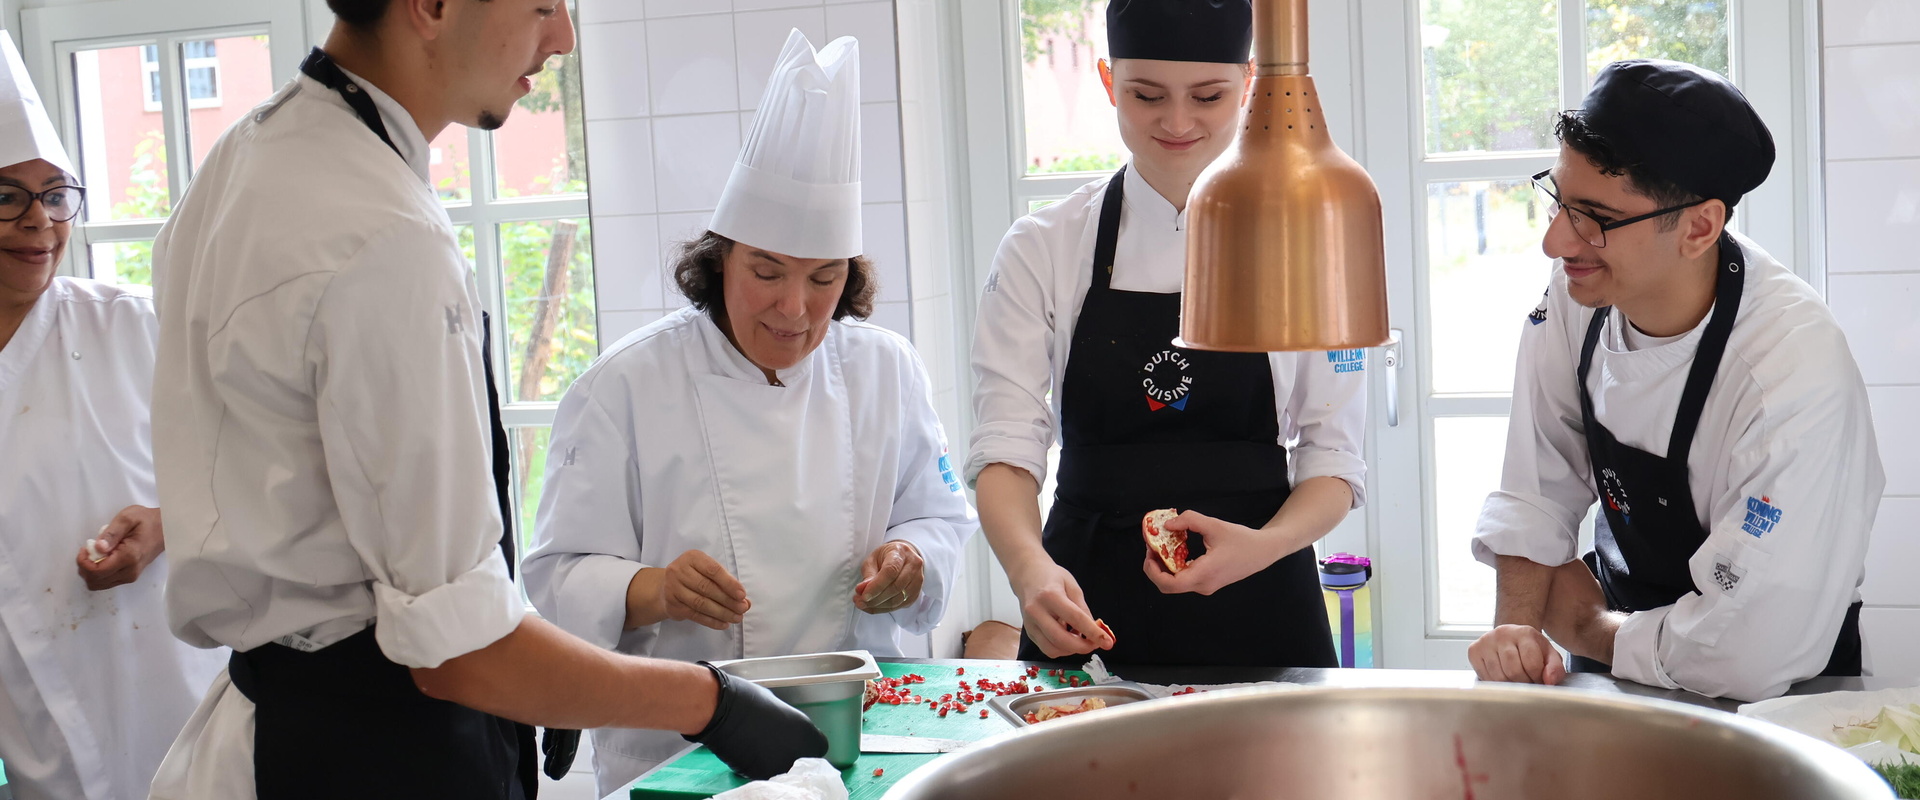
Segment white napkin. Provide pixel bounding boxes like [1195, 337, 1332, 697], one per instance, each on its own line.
[1738, 686, 1920, 767]
[710, 758, 850, 800]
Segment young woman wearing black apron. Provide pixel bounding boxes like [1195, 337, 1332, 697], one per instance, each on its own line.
[1012, 168, 1337, 668]
[1566, 233, 1861, 676]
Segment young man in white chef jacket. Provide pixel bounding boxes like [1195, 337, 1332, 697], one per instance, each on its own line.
[0, 33, 225, 800]
[524, 29, 976, 794]
[145, 2, 825, 796]
[1468, 59, 1883, 702]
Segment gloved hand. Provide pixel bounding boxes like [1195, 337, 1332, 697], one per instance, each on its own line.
[686, 662, 828, 780]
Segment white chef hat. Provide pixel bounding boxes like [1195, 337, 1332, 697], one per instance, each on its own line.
[710, 29, 862, 260]
[0, 32, 75, 175]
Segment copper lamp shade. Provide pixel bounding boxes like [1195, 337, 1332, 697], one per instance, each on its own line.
[1182, 0, 1390, 351]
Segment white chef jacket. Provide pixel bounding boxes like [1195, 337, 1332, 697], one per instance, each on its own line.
[0, 278, 224, 800]
[1472, 234, 1884, 702]
[524, 307, 977, 794]
[145, 70, 523, 798]
[966, 169, 1368, 503]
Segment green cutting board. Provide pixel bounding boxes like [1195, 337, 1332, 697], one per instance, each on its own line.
[630, 661, 1090, 799]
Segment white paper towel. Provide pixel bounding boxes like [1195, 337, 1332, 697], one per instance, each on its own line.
[710, 758, 850, 800]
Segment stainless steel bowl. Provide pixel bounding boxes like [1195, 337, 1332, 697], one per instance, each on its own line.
[884, 685, 1893, 799]
[713, 650, 879, 769]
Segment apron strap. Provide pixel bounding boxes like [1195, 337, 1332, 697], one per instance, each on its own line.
[1090, 167, 1127, 291]
[298, 48, 401, 159]
[1573, 232, 1748, 467]
[1666, 234, 1747, 465]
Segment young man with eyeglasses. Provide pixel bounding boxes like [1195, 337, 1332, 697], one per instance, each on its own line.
[1466, 59, 1883, 702]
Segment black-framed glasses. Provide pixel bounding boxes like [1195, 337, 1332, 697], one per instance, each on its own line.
[1531, 169, 1705, 248]
[0, 184, 88, 224]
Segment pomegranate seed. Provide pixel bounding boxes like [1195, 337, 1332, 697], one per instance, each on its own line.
[873, 768, 884, 777]
[980, 709, 989, 718]
[956, 667, 965, 675]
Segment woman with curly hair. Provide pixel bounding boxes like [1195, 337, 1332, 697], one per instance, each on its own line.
[523, 30, 975, 793]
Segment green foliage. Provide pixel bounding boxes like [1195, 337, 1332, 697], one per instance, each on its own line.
[1585, 0, 1728, 77]
[1421, 0, 1727, 154]
[96, 134, 172, 286]
[1032, 151, 1124, 174]
[1021, 0, 1100, 64]
[1874, 761, 1920, 800]
[500, 217, 597, 402]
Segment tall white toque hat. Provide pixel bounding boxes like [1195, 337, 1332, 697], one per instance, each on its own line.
[0, 32, 74, 174]
[710, 29, 861, 260]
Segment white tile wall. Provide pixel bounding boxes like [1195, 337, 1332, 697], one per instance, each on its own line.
[583, 118, 656, 215]
[1862, 498, 1920, 607]
[1869, 387, 1920, 497]
[733, 7, 829, 107]
[1824, 159, 1920, 273]
[578, 0, 914, 331]
[868, 299, 912, 336]
[1825, 0, 1920, 678]
[1829, 273, 1920, 385]
[646, 14, 738, 116]
[581, 21, 650, 119]
[1824, 0, 1920, 47]
[1863, 608, 1920, 678]
[1823, 44, 1920, 162]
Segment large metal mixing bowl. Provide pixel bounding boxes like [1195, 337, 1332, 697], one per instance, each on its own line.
[883, 685, 1892, 800]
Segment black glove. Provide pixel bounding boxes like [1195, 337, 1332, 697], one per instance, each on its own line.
[685, 661, 828, 780]
[541, 728, 581, 781]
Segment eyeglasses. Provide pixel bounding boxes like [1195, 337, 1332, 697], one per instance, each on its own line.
[0, 184, 88, 224]
[1530, 169, 1705, 248]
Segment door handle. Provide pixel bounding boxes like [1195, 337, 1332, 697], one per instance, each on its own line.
[1383, 329, 1403, 427]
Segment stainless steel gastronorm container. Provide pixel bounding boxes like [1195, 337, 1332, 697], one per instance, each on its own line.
[884, 685, 1894, 799]
[713, 650, 880, 770]
[986, 682, 1155, 728]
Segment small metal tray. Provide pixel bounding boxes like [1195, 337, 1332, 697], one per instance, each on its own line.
[710, 650, 880, 689]
[710, 650, 881, 769]
[987, 681, 1156, 728]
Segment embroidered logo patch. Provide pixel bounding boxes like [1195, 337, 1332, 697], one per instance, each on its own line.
[1327, 349, 1365, 373]
[1141, 349, 1194, 411]
[444, 305, 465, 334]
[1528, 288, 1549, 326]
[938, 449, 961, 493]
[1741, 495, 1783, 538]
[983, 271, 1001, 294]
[1600, 467, 1632, 524]
[1711, 554, 1746, 596]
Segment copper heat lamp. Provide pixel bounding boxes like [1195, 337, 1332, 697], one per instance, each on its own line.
[1181, 0, 1390, 351]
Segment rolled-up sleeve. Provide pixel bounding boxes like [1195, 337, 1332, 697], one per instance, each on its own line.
[1610, 372, 1882, 702]
[1280, 350, 1369, 507]
[308, 222, 524, 669]
[1473, 279, 1594, 569]
[523, 377, 650, 651]
[966, 216, 1057, 488]
[884, 346, 979, 634]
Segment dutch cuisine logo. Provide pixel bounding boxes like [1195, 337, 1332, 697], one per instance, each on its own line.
[1142, 349, 1194, 411]
[1600, 467, 1632, 524]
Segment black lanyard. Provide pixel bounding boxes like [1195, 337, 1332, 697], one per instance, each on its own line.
[298, 48, 402, 159]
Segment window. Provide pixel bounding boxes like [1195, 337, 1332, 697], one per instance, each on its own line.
[1362, 0, 1811, 668]
[437, 44, 596, 576]
[1014, 1, 1125, 218]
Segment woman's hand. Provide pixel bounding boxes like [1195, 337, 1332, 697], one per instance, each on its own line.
[652, 550, 751, 631]
[1010, 561, 1113, 657]
[1143, 510, 1294, 596]
[76, 505, 165, 591]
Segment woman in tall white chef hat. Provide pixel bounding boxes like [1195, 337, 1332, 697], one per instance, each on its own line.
[0, 32, 224, 800]
[524, 29, 977, 794]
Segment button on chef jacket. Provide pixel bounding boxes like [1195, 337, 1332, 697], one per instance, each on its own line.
[524, 307, 976, 793]
[0, 278, 225, 800]
[965, 168, 1368, 501]
[145, 68, 524, 797]
[1472, 234, 1883, 702]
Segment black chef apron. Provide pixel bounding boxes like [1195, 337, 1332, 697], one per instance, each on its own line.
[1015, 168, 1336, 668]
[222, 49, 539, 800]
[1567, 233, 1861, 677]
